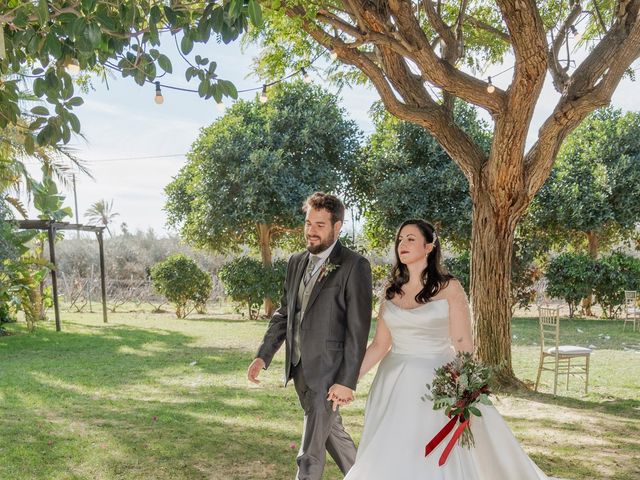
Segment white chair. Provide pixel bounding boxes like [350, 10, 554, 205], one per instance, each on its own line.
[624, 291, 638, 332]
[535, 306, 591, 395]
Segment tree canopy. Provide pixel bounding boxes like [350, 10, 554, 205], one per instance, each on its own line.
[529, 108, 640, 256]
[165, 80, 360, 262]
[354, 101, 491, 251]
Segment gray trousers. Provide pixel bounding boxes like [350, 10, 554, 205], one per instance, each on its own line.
[291, 363, 357, 480]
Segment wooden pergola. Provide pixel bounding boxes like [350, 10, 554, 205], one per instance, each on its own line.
[17, 220, 108, 332]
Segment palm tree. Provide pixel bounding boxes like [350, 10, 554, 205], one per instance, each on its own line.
[84, 199, 119, 236]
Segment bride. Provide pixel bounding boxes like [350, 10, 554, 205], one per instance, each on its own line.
[343, 219, 549, 479]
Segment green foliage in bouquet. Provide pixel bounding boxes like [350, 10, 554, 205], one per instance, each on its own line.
[423, 352, 493, 448]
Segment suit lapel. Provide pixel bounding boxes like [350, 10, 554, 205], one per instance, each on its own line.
[291, 251, 309, 313]
[304, 241, 343, 315]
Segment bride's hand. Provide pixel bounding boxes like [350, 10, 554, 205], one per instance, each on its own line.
[327, 384, 354, 411]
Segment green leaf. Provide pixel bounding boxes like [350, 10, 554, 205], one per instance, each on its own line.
[73, 17, 88, 39]
[149, 5, 162, 24]
[33, 78, 46, 97]
[210, 6, 224, 32]
[157, 54, 172, 74]
[248, 0, 263, 26]
[180, 34, 194, 55]
[68, 113, 81, 133]
[61, 123, 71, 144]
[81, 0, 97, 13]
[95, 9, 116, 30]
[198, 80, 208, 97]
[28, 117, 47, 131]
[221, 80, 237, 99]
[24, 134, 35, 155]
[45, 33, 63, 59]
[163, 6, 177, 25]
[67, 96, 84, 107]
[37, 0, 50, 25]
[212, 85, 222, 104]
[133, 68, 145, 86]
[469, 406, 482, 417]
[86, 23, 102, 47]
[228, 0, 243, 21]
[31, 106, 49, 116]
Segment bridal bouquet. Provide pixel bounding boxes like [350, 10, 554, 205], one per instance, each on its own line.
[422, 351, 493, 466]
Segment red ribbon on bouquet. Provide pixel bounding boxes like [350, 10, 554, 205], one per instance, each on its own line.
[424, 414, 470, 466]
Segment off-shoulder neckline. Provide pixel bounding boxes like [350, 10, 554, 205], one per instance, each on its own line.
[385, 298, 448, 311]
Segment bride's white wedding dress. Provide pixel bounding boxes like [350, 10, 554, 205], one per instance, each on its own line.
[345, 299, 549, 480]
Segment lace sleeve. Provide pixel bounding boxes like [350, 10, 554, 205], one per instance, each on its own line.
[447, 280, 474, 353]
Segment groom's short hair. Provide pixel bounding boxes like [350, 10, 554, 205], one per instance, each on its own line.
[303, 192, 345, 225]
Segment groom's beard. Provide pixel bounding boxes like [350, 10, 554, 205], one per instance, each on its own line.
[306, 231, 336, 254]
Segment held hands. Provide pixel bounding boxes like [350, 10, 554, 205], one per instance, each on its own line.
[247, 357, 266, 384]
[327, 384, 354, 411]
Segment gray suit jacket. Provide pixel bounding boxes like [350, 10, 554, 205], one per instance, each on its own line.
[256, 241, 373, 392]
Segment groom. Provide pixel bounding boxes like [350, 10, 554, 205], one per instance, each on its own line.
[247, 192, 372, 480]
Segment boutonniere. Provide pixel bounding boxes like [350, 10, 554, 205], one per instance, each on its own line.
[318, 261, 340, 281]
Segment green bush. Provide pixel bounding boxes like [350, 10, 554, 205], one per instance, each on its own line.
[546, 253, 595, 317]
[150, 254, 212, 318]
[444, 251, 470, 294]
[218, 257, 287, 320]
[593, 252, 640, 318]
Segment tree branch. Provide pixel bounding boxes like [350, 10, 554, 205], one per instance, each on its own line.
[386, 0, 507, 116]
[286, 4, 485, 180]
[547, 2, 582, 92]
[525, 0, 640, 197]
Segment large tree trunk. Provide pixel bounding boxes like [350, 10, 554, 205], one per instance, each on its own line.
[581, 231, 599, 316]
[257, 223, 274, 317]
[470, 189, 521, 388]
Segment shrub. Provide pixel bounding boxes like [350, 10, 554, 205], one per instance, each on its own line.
[218, 257, 287, 320]
[444, 251, 470, 294]
[150, 254, 212, 318]
[593, 252, 640, 318]
[545, 253, 595, 317]
[445, 248, 543, 312]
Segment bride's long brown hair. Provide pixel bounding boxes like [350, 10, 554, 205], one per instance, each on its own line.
[385, 219, 454, 304]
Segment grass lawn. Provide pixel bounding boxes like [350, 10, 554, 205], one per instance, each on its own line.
[1, 309, 639, 480]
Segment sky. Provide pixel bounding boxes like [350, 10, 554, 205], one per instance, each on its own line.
[19, 34, 640, 237]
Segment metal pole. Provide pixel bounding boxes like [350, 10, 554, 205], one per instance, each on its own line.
[47, 224, 61, 332]
[73, 174, 79, 239]
[97, 230, 108, 323]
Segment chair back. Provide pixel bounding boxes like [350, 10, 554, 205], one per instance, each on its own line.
[625, 290, 637, 309]
[539, 306, 560, 353]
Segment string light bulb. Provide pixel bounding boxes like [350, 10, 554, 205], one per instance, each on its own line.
[64, 58, 80, 75]
[570, 24, 582, 41]
[259, 85, 268, 103]
[486, 76, 495, 93]
[301, 67, 312, 84]
[216, 101, 225, 112]
[330, 48, 338, 61]
[154, 81, 164, 104]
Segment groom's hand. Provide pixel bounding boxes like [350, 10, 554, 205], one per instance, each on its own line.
[327, 384, 354, 411]
[247, 358, 266, 384]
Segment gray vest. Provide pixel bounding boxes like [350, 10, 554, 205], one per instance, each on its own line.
[291, 259, 323, 365]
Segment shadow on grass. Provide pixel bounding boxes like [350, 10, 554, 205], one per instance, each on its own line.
[0, 321, 346, 479]
[499, 389, 640, 480]
[513, 388, 640, 417]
